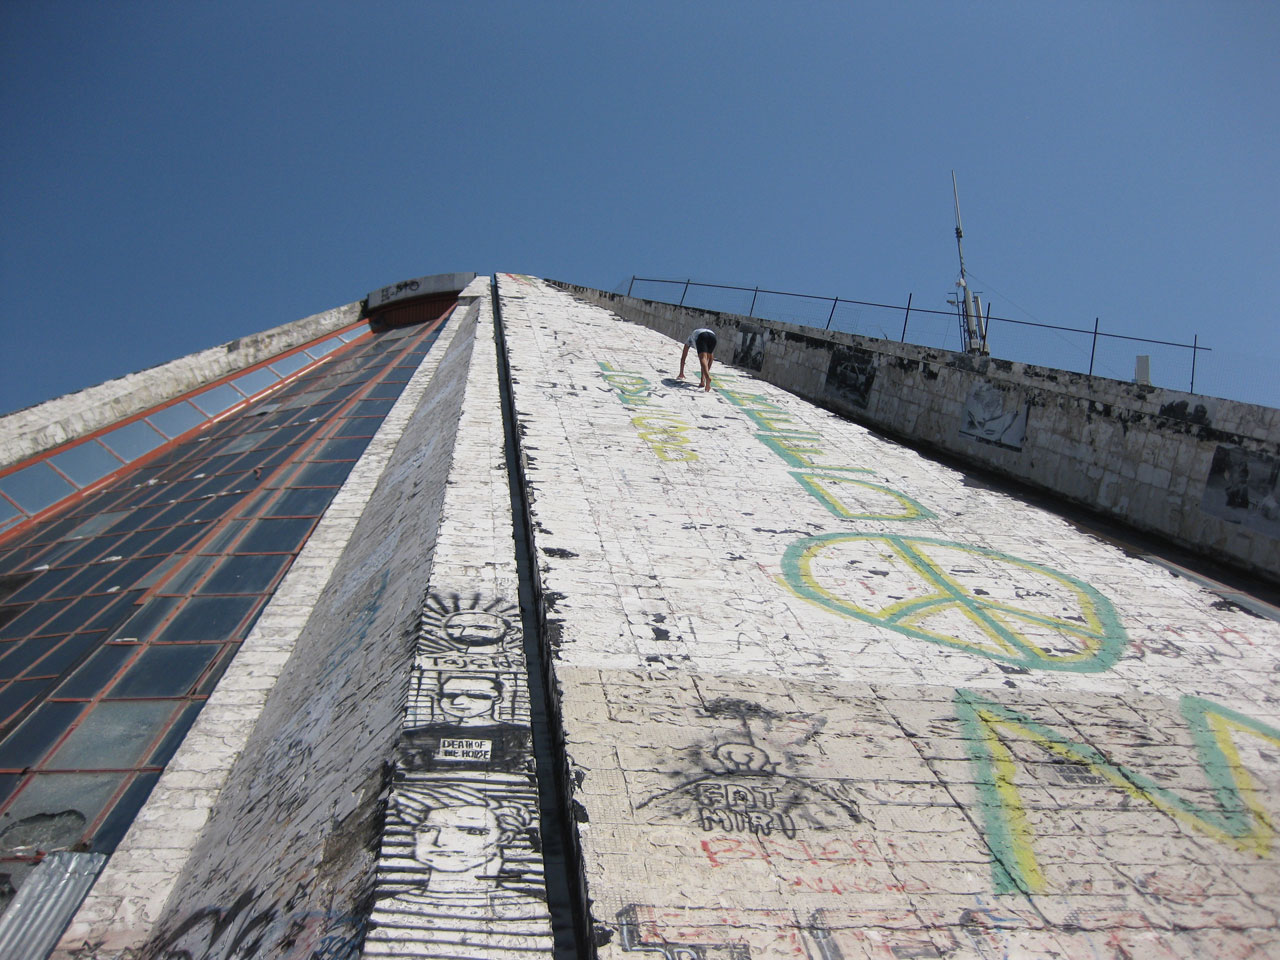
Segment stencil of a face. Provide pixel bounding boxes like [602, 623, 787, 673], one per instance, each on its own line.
[414, 805, 500, 872]
[438, 677, 501, 722]
[444, 611, 508, 647]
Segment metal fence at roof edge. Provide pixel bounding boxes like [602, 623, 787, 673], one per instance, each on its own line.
[625, 276, 1216, 400]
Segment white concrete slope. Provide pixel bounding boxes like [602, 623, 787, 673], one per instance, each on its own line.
[499, 275, 1280, 959]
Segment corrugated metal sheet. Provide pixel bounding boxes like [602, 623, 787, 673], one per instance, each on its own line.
[0, 851, 105, 960]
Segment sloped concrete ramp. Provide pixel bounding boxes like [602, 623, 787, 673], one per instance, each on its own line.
[498, 276, 1280, 959]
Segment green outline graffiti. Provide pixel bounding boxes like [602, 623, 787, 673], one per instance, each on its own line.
[956, 689, 1280, 894]
[789, 471, 936, 521]
[781, 533, 1127, 672]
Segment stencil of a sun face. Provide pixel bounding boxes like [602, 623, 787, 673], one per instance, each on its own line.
[418, 594, 520, 655]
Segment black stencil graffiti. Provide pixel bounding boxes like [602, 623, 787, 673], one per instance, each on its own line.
[617, 904, 750, 960]
[400, 671, 532, 773]
[636, 700, 862, 834]
[732, 326, 765, 372]
[823, 346, 876, 410]
[416, 594, 520, 655]
[363, 777, 552, 959]
[958, 381, 1028, 451]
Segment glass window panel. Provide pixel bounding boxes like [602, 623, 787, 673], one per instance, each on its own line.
[6, 567, 77, 604]
[0, 602, 59, 640]
[40, 595, 119, 636]
[288, 461, 350, 488]
[157, 556, 214, 595]
[56, 533, 128, 568]
[332, 418, 378, 439]
[365, 382, 406, 401]
[268, 352, 311, 377]
[25, 633, 100, 678]
[146, 402, 205, 439]
[231, 367, 279, 398]
[190, 495, 243, 522]
[153, 478, 206, 503]
[305, 336, 344, 358]
[47, 700, 178, 769]
[100, 420, 168, 461]
[0, 773, 23, 808]
[189, 384, 243, 416]
[197, 554, 287, 595]
[54, 644, 135, 698]
[0, 701, 86, 768]
[0, 499, 20, 527]
[108, 645, 219, 698]
[194, 647, 234, 696]
[83, 591, 144, 632]
[111, 529, 162, 558]
[48, 442, 123, 489]
[108, 598, 181, 644]
[0, 463, 76, 514]
[323, 384, 361, 403]
[337, 329, 360, 342]
[312, 437, 370, 461]
[0, 677, 51, 726]
[0, 636, 68, 680]
[189, 473, 248, 500]
[141, 524, 207, 557]
[93, 770, 161, 853]
[233, 518, 315, 556]
[45, 564, 111, 599]
[94, 557, 163, 595]
[0, 772, 123, 856]
[147, 702, 203, 766]
[152, 596, 257, 643]
[66, 510, 133, 540]
[196, 519, 248, 555]
[266, 488, 335, 518]
[353, 398, 395, 418]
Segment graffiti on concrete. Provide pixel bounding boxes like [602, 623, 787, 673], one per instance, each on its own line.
[416, 593, 519, 656]
[637, 699, 861, 835]
[959, 381, 1028, 450]
[136, 886, 364, 960]
[363, 778, 552, 958]
[402, 670, 532, 773]
[782, 533, 1128, 672]
[788, 471, 935, 522]
[599, 362, 699, 462]
[732, 326, 765, 372]
[1202, 445, 1280, 537]
[956, 689, 1280, 894]
[823, 346, 877, 410]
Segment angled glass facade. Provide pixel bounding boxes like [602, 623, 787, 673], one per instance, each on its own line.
[0, 311, 451, 901]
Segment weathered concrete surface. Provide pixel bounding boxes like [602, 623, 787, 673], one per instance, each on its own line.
[55, 296, 478, 960]
[557, 284, 1280, 585]
[502, 276, 1280, 958]
[362, 278, 556, 958]
[0, 302, 362, 470]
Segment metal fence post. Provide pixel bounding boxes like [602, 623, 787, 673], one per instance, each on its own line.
[901, 293, 913, 342]
[1088, 317, 1099, 376]
[679, 280, 690, 306]
[627, 276, 635, 297]
[1191, 334, 1198, 394]
[826, 297, 838, 330]
[749, 287, 758, 317]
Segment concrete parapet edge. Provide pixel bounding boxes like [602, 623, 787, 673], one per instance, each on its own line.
[552, 282, 1280, 582]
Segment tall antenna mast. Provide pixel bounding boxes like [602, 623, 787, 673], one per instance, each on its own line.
[950, 171, 988, 355]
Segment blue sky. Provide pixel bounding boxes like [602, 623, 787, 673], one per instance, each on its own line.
[2, 1, 1277, 414]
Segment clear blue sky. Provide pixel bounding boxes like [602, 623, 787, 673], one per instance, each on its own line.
[3, 1, 1277, 414]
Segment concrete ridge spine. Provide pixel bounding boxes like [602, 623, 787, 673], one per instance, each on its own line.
[552, 281, 1280, 582]
[54, 300, 476, 959]
[0, 301, 363, 469]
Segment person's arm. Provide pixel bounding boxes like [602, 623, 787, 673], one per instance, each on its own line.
[678, 343, 690, 378]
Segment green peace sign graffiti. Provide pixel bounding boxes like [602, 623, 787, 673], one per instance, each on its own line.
[781, 533, 1128, 672]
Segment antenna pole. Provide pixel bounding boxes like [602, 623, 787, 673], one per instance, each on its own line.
[951, 171, 985, 354]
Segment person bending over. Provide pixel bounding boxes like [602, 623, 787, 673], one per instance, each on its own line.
[679, 327, 717, 391]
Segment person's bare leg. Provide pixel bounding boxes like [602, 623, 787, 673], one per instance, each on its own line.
[679, 344, 691, 380]
[699, 352, 714, 391]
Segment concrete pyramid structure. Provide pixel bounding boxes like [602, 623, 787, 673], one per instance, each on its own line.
[0, 274, 1277, 959]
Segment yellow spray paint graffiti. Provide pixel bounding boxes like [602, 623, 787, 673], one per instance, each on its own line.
[781, 533, 1127, 672]
[599, 362, 699, 462]
[956, 689, 1280, 894]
